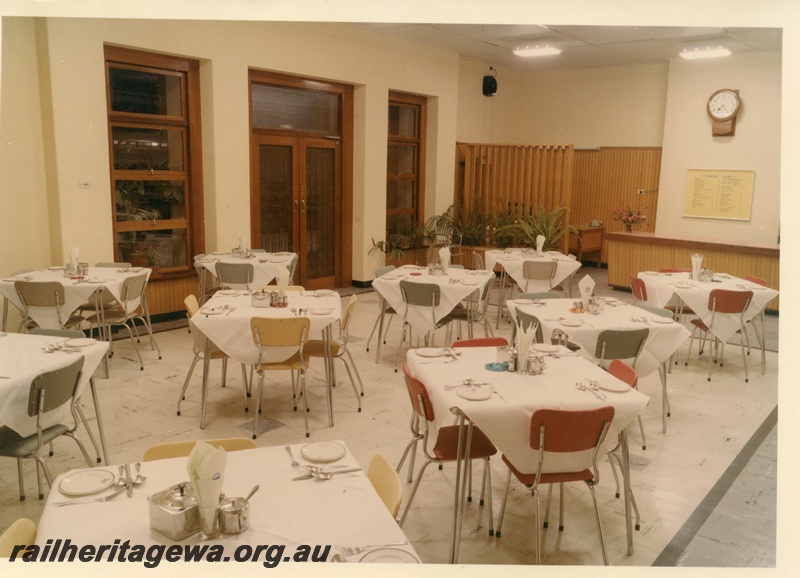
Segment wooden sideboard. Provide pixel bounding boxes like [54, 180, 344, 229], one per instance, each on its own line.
[569, 225, 605, 263]
[606, 231, 780, 311]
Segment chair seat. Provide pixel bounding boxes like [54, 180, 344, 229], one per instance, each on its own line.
[502, 454, 593, 485]
[432, 424, 497, 461]
[253, 352, 309, 372]
[690, 318, 710, 332]
[0, 424, 70, 457]
[304, 340, 343, 357]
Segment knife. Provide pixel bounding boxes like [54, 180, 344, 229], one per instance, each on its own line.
[292, 467, 362, 481]
[124, 463, 133, 497]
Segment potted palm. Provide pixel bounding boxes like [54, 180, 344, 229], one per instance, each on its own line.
[494, 205, 578, 252]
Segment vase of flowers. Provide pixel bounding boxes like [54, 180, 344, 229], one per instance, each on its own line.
[611, 203, 647, 232]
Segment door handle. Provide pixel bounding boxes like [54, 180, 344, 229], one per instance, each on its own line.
[294, 200, 299, 213]
[300, 199, 306, 213]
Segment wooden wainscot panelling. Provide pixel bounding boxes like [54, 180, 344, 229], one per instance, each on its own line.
[145, 275, 199, 316]
[606, 232, 780, 311]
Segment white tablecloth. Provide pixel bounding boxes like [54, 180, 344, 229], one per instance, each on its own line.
[406, 347, 648, 475]
[0, 267, 151, 330]
[371, 266, 493, 336]
[484, 249, 580, 292]
[191, 290, 341, 366]
[35, 443, 417, 563]
[637, 271, 778, 342]
[0, 333, 108, 436]
[508, 298, 691, 377]
[197, 253, 295, 289]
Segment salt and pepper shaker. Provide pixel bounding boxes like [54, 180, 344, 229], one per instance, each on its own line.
[506, 347, 518, 372]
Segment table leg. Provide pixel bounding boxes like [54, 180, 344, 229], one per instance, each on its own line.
[324, 324, 334, 427]
[88, 377, 110, 465]
[495, 270, 508, 329]
[2, 297, 8, 332]
[658, 362, 668, 433]
[200, 337, 211, 429]
[374, 302, 386, 364]
[620, 428, 634, 555]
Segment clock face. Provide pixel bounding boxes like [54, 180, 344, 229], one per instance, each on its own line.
[708, 89, 740, 121]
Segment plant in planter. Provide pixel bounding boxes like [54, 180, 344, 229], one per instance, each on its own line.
[494, 205, 578, 251]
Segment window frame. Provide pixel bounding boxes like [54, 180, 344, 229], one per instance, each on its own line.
[387, 91, 426, 240]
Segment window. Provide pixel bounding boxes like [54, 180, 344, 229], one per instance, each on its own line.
[386, 92, 426, 240]
[104, 46, 204, 276]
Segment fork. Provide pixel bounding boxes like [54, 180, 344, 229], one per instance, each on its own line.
[336, 540, 409, 556]
[285, 445, 300, 469]
[52, 487, 127, 506]
[488, 384, 506, 401]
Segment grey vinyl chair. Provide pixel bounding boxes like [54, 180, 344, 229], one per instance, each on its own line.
[394, 280, 455, 372]
[521, 260, 562, 294]
[84, 273, 161, 370]
[0, 357, 93, 501]
[14, 281, 84, 333]
[215, 262, 254, 290]
[76, 262, 133, 326]
[448, 279, 494, 340]
[366, 265, 398, 363]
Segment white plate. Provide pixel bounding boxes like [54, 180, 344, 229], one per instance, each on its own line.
[748, 284, 767, 290]
[460, 280, 478, 286]
[58, 469, 115, 496]
[300, 441, 346, 463]
[86, 279, 108, 284]
[532, 343, 559, 353]
[674, 283, 694, 289]
[650, 316, 673, 324]
[561, 319, 583, 327]
[217, 290, 239, 296]
[65, 338, 97, 348]
[359, 548, 419, 564]
[199, 308, 223, 315]
[457, 387, 492, 401]
[315, 289, 335, 296]
[309, 308, 333, 315]
[513, 298, 534, 305]
[597, 380, 631, 393]
[415, 348, 444, 358]
[47, 266, 64, 271]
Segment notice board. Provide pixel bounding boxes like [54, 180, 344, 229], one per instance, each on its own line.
[683, 169, 754, 221]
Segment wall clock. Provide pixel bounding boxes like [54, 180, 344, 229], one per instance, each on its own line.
[707, 89, 741, 136]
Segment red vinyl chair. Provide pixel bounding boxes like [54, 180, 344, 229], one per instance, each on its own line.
[496, 406, 616, 565]
[684, 289, 753, 382]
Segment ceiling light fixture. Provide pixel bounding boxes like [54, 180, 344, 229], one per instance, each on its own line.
[679, 46, 732, 60]
[513, 45, 561, 57]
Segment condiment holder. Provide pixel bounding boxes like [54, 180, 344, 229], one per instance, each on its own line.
[148, 482, 201, 540]
[217, 485, 258, 535]
[526, 355, 547, 375]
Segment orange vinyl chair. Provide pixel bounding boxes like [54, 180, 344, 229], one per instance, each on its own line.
[397, 364, 497, 542]
[451, 337, 509, 348]
[684, 289, 753, 382]
[630, 275, 647, 305]
[605, 360, 642, 530]
[654, 270, 696, 322]
[744, 275, 768, 374]
[496, 406, 616, 565]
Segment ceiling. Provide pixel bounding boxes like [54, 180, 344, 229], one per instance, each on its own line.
[347, 24, 782, 73]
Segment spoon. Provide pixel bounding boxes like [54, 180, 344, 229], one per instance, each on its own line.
[303, 464, 356, 473]
[245, 484, 259, 501]
[133, 462, 147, 486]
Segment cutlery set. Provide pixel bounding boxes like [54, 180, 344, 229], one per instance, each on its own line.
[52, 463, 146, 506]
[42, 341, 81, 354]
[576, 380, 606, 400]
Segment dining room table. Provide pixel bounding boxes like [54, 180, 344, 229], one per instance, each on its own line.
[196, 252, 296, 293]
[0, 266, 152, 332]
[507, 296, 690, 433]
[33, 441, 419, 565]
[0, 331, 111, 464]
[636, 270, 778, 372]
[483, 249, 581, 328]
[371, 264, 494, 344]
[405, 345, 649, 560]
[190, 289, 342, 430]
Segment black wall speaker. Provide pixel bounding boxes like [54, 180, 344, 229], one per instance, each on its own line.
[482, 75, 497, 97]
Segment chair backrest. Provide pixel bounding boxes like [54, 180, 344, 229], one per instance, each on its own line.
[143, 438, 256, 462]
[630, 275, 647, 302]
[375, 265, 396, 278]
[745, 275, 767, 286]
[28, 328, 85, 339]
[472, 251, 485, 270]
[709, 289, 753, 315]
[367, 453, 403, 518]
[400, 280, 441, 307]
[595, 328, 649, 368]
[287, 254, 299, 283]
[27, 357, 84, 417]
[402, 363, 436, 423]
[530, 406, 615, 455]
[15, 281, 65, 307]
[120, 273, 149, 312]
[251, 316, 310, 347]
[0, 518, 37, 558]
[522, 260, 557, 282]
[635, 303, 673, 318]
[517, 291, 561, 301]
[659, 268, 691, 273]
[606, 359, 638, 388]
[341, 294, 357, 331]
[184, 294, 200, 317]
[215, 262, 254, 287]
[96, 262, 131, 268]
[452, 337, 509, 348]
[515, 307, 544, 343]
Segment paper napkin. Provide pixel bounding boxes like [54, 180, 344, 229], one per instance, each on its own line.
[536, 235, 545, 256]
[578, 274, 595, 309]
[186, 441, 226, 534]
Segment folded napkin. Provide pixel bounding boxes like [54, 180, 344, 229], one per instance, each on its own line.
[275, 267, 289, 296]
[238, 234, 249, 254]
[439, 246, 451, 272]
[691, 253, 703, 281]
[578, 274, 595, 309]
[187, 441, 227, 534]
[536, 235, 545, 256]
[68, 246, 80, 269]
[516, 320, 536, 364]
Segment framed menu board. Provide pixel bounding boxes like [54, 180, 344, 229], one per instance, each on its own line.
[683, 169, 754, 220]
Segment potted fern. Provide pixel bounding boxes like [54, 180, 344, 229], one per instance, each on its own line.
[494, 205, 578, 252]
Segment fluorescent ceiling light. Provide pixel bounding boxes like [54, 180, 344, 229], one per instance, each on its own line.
[513, 45, 561, 57]
[679, 46, 732, 60]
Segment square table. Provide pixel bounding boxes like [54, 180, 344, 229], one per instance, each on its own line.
[406, 346, 649, 558]
[371, 265, 494, 339]
[196, 252, 296, 293]
[190, 290, 342, 430]
[0, 332, 110, 464]
[33, 442, 418, 563]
